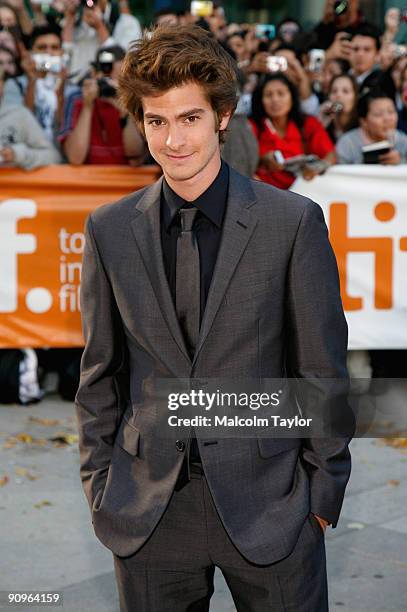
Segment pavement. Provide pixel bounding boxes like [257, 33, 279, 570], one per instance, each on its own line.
[0, 390, 407, 612]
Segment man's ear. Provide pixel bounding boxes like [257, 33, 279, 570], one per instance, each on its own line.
[219, 109, 233, 131]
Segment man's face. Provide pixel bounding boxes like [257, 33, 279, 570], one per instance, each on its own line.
[32, 34, 62, 56]
[350, 35, 378, 76]
[142, 81, 230, 187]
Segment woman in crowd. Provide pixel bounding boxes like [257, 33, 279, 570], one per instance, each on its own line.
[249, 72, 335, 189]
[319, 73, 359, 142]
[320, 57, 350, 99]
[336, 89, 407, 164]
[225, 31, 249, 65]
[0, 43, 17, 77]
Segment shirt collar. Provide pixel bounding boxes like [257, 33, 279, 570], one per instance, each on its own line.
[161, 160, 229, 231]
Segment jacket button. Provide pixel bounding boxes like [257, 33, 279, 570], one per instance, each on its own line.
[175, 440, 186, 452]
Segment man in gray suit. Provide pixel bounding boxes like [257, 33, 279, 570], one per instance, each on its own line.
[76, 24, 352, 612]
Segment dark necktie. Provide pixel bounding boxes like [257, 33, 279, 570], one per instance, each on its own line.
[176, 207, 200, 358]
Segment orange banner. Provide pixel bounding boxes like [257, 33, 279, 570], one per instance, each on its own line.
[0, 165, 161, 348]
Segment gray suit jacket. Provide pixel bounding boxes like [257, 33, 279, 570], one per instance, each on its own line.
[76, 165, 352, 564]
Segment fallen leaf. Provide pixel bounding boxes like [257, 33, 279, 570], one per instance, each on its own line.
[0, 475, 9, 487]
[16, 433, 33, 443]
[346, 522, 365, 530]
[49, 433, 78, 445]
[14, 467, 39, 481]
[387, 479, 400, 486]
[3, 437, 18, 449]
[28, 416, 61, 426]
[34, 500, 52, 509]
[382, 438, 407, 450]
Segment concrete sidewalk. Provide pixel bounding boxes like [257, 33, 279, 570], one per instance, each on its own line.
[0, 394, 406, 612]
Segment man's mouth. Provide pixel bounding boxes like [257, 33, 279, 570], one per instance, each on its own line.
[166, 153, 193, 160]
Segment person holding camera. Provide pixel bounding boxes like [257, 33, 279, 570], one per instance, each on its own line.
[62, 0, 141, 81]
[0, 66, 61, 169]
[62, 45, 145, 165]
[3, 23, 76, 142]
[319, 73, 359, 142]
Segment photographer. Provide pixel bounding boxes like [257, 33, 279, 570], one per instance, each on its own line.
[313, 0, 362, 50]
[0, 67, 62, 169]
[62, 0, 141, 80]
[62, 45, 145, 165]
[3, 24, 76, 142]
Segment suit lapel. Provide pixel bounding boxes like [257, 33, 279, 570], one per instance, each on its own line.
[192, 168, 258, 367]
[130, 168, 258, 370]
[130, 178, 191, 365]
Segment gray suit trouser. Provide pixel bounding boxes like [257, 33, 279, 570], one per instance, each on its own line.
[113, 466, 328, 612]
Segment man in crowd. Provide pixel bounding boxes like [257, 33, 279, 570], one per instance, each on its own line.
[349, 23, 395, 97]
[61, 45, 145, 165]
[3, 24, 76, 142]
[0, 66, 61, 169]
[62, 0, 142, 80]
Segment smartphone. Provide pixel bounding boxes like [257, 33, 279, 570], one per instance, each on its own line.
[82, 0, 98, 9]
[308, 49, 325, 72]
[190, 1, 213, 17]
[266, 55, 287, 73]
[395, 45, 407, 58]
[255, 24, 276, 40]
[334, 0, 348, 16]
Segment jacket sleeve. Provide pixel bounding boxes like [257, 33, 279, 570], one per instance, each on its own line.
[75, 214, 128, 512]
[286, 198, 354, 527]
[10, 108, 62, 170]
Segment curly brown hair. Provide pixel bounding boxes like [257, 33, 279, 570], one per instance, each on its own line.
[118, 24, 238, 143]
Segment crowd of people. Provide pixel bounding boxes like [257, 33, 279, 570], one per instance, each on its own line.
[1, 0, 407, 402]
[0, 0, 406, 174]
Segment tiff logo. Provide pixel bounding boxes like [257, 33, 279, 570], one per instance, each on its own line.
[330, 201, 407, 310]
[0, 199, 37, 313]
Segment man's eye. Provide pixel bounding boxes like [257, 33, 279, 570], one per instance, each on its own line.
[149, 120, 163, 127]
[185, 116, 199, 123]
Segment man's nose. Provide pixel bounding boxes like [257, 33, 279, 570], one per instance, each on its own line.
[166, 124, 185, 149]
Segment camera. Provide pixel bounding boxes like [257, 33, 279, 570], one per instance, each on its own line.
[395, 45, 407, 58]
[97, 51, 114, 75]
[334, 0, 348, 16]
[97, 77, 117, 98]
[309, 49, 325, 73]
[32, 53, 63, 74]
[266, 55, 288, 73]
[190, 1, 213, 17]
[82, 0, 98, 8]
[255, 24, 276, 40]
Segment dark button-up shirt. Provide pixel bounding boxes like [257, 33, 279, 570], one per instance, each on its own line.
[160, 160, 229, 465]
[160, 160, 229, 324]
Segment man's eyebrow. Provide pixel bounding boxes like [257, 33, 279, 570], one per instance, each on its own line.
[144, 108, 206, 120]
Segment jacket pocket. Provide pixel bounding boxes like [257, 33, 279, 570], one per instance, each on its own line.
[257, 436, 300, 458]
[115, 418, 140, 456]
